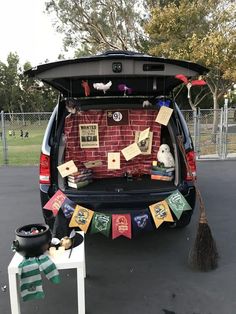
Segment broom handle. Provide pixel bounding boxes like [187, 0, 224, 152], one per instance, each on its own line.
[177, 136, 207, 222]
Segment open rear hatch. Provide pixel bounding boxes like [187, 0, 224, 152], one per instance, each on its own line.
[25, 51, 207, 101]
[26, 51, 207, 209]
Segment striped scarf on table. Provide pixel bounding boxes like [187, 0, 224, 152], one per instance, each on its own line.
[18, 255, 60, 302]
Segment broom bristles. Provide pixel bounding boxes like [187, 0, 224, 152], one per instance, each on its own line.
[188, 222, 219, 271]
[177, 135, 219, 271]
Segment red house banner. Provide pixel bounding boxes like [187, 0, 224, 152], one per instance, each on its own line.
[112, 214, 132, 239]
[43, 190, 67, 216]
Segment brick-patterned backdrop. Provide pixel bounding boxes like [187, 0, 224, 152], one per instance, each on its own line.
[64, 110, 161, 178]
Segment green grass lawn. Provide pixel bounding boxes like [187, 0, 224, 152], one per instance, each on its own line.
[0, 129, 44, 165]
[1, 123, 236, 165]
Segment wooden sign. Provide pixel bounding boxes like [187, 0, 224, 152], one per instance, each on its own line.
[57, 160, 78, 178]
[155, 106, 173, 126]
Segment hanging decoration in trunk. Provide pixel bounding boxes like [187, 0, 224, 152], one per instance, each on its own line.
[118, 84, 133, 96]
[81, 80, 90, 96]
[155, 106, 173, 126]
[175, 74, 207, 99]
[93, 81, 112, 93]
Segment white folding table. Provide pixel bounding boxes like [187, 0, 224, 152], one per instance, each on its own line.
[8, 231, 86, 314]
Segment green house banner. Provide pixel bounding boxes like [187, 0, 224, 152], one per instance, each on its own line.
[91, 212, 112, 237]
[166, 190, 192, 219]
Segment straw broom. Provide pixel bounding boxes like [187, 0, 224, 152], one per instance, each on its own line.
[177, 135, 218, 271]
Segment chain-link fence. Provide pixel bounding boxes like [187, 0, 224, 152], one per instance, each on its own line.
[182, 107, 236, 159]
[1, 108, 236, 165]
[0, 111, 52, 165]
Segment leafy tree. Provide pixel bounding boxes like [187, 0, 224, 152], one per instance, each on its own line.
[45, 0, 147, 55]
[19, 62, 58, 113]
[0, 53, 22, 115]
[0, 53, 58, 114]
[145, 0, 236, 140]
[145, 0, 236, 108]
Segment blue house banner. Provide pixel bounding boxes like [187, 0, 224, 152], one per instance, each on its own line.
[131, 209, 154, 236]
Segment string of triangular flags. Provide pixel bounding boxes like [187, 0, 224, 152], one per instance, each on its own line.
[43, 189, 191, 239]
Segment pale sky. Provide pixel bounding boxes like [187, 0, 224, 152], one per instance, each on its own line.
[0, 0, 73, 66]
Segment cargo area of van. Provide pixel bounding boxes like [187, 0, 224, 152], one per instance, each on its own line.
[56, 104, 179, 197]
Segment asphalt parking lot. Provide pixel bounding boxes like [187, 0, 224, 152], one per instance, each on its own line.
[0, 161, 236, 314]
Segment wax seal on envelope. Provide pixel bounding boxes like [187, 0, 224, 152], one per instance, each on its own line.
[57, 160, 78, 178]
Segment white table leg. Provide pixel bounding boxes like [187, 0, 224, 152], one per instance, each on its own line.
[77, 268, 85, 314]
[83, 245, 86, 278]
[8, 272, 21, 314]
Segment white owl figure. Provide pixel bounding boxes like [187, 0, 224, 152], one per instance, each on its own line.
[157, 144, 175, 167]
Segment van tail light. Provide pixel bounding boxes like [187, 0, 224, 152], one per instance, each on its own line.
[185, 150, 197, 181]
[39, 153, 51, 184]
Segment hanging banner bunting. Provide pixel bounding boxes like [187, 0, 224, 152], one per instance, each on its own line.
[61, 198, 77, 219]
[131, 209, 154, 236]
[69, 205, 94, 233]
[166, 190, 192, 220]
[90, 213, 112, 237]
[149, 200, 174, 228]
[112, 214, 132, 239]
[43, 190, 67, 216]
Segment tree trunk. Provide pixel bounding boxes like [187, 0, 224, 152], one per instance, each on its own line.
[19, 103, 26, 126]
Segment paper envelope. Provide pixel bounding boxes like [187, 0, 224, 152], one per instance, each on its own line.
[57, 160, 78, 178]
[108, 152, 120, 169]
[155, 106, 173, 126]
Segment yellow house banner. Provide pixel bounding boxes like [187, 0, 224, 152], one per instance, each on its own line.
[69, 205, 94, 233]
[149, 200, 174, 228]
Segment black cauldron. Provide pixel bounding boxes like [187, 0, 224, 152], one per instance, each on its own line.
[12, 224, 52, 257]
